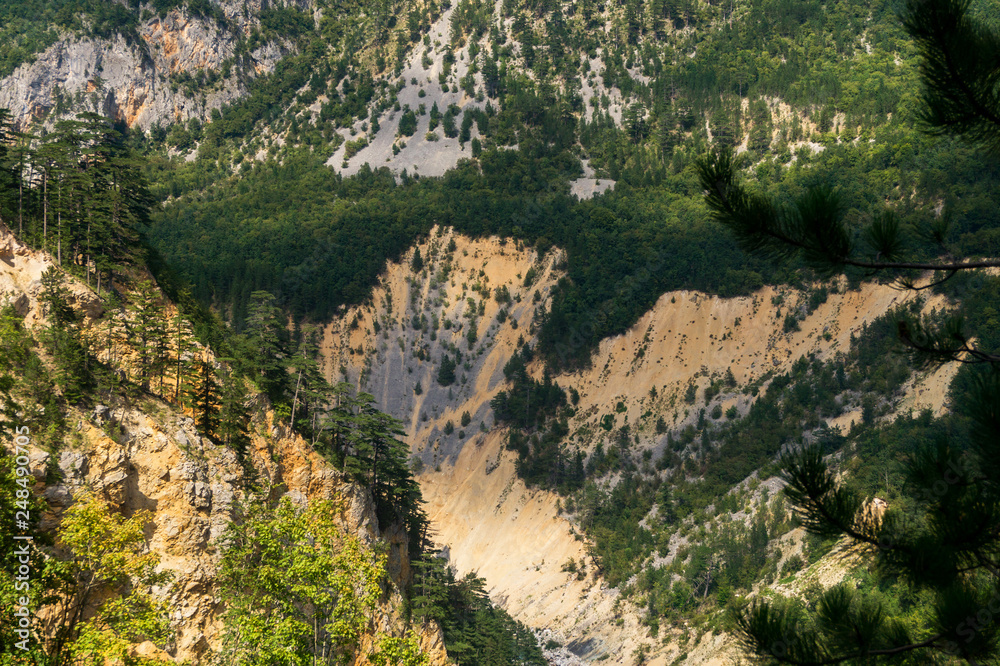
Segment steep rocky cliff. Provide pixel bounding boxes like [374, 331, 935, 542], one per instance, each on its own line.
[29, 407, 449, 663]
[0, 1, 301, 130]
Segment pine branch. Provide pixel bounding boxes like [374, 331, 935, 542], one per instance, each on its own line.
[737, 600, 947, 665]
[897, 318, 1000, 365]
[700, 151, 1000, 274]
[902, 0, 1000, 149]
[781, 446, 885, 547]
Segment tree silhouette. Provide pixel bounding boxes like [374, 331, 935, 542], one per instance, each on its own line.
[697, 0, 1000, 662]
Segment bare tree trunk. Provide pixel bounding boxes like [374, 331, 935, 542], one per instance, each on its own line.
[42, 169, 47, 249]
[57, 179, 62, 266]
[290, 369, 302, 426]
[17, 161, 22, 236]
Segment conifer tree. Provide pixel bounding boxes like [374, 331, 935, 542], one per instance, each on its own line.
[38, 268, 91, 404]
[127, 280, 167, 392]
[172, 312, 197, 407]
[0, 109, 17, 225]
[287, 327, 330, 434]
[243, 290, 288, 400]
[697, 0, 1000, 661]
[187, 357, 220, 439]
[217, 365, 251, 454]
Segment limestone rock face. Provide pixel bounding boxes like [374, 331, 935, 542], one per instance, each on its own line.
[0, 2, 301, 131]
[34, 405, 439, 664]
[0, 226, 103, 327]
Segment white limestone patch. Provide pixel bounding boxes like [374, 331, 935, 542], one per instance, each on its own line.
[569, 178, 616, 199]
[570, 158, 615, 199]
[579, 51, 626, 125]
[326, 4, 492, 178]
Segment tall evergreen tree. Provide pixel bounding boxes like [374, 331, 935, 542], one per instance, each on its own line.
[127, 280, 168, 392]
[38, 268, 91, 405]
[217, 365, 251, 454]
[243, 290, 288, 400]
[172, 312, 197, 407]
[187, 357, 220, 439]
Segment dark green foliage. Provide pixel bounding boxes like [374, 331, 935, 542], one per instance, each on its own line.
[437, 354, 457, 386]
[398, 109, 418, 137]
[259, 6, 313, 40]
[902, 0, 1000, 151]
[186, 358, 220, 437]
[0, 113, 152, 291]
[411, 556, 547, 666]
[38, 269, 92, 405]
[698, 142, 1000, 282]
[239, 291, 288, 400]
[0, 306, 63, 444]
[490, 350, 565, 430]
[217, 367, 251, 454]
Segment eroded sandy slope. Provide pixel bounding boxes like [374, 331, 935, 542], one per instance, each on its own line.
[319, 229, 958, 664]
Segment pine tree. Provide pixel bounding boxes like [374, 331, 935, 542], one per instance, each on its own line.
[437, 354, 457, 385]
[127, 280, 167, 392]
[0, 109, 16, 217]
[483, 55, 501, 98]
[243, 290, 288, 400]
[697, 0, 1000, 661]
[187, 357, 220, 439]
[38, 268, 91, 404]
[171, 312, 197, 407]
[217, 365, 251, 454]
[287, 330, 330, 434]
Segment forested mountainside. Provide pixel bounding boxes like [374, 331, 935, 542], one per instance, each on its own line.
[0, 0, 999, 664]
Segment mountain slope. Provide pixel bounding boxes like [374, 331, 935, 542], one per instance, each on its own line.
[0, 0, 303, 130]
[318, 230, 961, 664]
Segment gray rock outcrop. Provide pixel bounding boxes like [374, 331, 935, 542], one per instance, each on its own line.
[0, 2, 301, 131]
